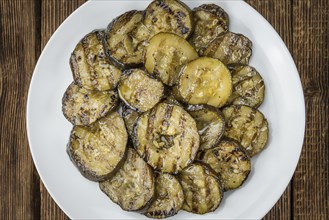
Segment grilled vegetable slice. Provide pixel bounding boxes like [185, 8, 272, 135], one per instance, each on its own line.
[163, 94, 183, 107]
[187, 105, 225, 151]
[67, 112, 128, 181]
[99, 148, 154, 211]
[204, 32, 252, 65]
[222, 105, 269, 157]
[145, 33, 198, 86]
[227, 65, 265, 108]
[134, 103, 200, 173]
[70, 30, 122, 91]
[190, 4, 229, 54]
[145, 173, 184, 218]
[199, 139, 251, 191]
[144, 0, 193, 39]
[122, 105, 141, 137]
[173, 57, 232, 108]
[179, 163, 223, 214]
[62, 82, 118, 126]
[118, 69, 164, 112]
[104, 10, 150, 69]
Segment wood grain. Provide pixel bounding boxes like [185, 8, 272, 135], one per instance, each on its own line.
[0, 0, 328, 219]
[0, 0, 39, 219]
[292, 0, 329, 219]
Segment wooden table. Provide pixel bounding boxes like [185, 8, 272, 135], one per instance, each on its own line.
[0, 0, 328, 219]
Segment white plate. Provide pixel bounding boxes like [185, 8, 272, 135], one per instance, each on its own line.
[27, 0, 305, 219]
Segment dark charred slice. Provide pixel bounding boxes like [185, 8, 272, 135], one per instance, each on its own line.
[173, 57, 232, 108]
[198, 139, 251, 191]
[222, 105, 269, 157]
[144, 32, 198, 86]
[226, 65, 265, 108]
[204, 32, 252, 65]
[187, 105, 225, 151]
[62, 82, 118, 126]
[144, 0, 193, 39]
[179, 163, 223, 214]
[99, 148, 155, 211]
[67, 111, 128, 182]
[121, 104, 141, 137]
[144, 173, 184, 218]
[70, 30, 122, 91]
[190, 4, 229, 55]
[133, 103, 200, 173]
[118, 69, 164, 112]
[104, 10, 150, 69]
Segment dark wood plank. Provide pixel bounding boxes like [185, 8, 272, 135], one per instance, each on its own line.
[245, 1, 293, 219]
[292, 0, 329, 219]
[0, 1, 40, 219]
[40, 1, 86, 219]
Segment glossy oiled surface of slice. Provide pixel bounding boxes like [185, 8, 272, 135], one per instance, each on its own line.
[199, 139, 251, 190]
[145, 173, 184, 218]
[145, 33, 198, 86]
[134, 103, 199, 173]
[70, 30, 122, 91]
[67, 112, 127, 181]
[187, 105, 225, 151]
[204, 32, 252, 65]
[174, 57, 232, 108]
[227, 65, 265, 108]
[105, 10, 150, 68]
[144, 0, 193, 38]
[99, 148, 154, 211]
[62, 82, 118, 126]
[190, 4, 229, 54]
[118, 69, 164, 112]
[179, 163, 223, 214]
[222, 105, 269, 157]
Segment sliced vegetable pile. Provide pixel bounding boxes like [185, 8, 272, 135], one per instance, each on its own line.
[63, 0, 269, 218]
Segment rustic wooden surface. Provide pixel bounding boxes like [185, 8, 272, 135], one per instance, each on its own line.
[0, 0, 328, 219]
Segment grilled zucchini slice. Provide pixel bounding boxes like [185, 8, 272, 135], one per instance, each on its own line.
[118, 69, 164, 112]
[163, 94, 183, 107]
[179, 163, 223, 214]
[145, 173, 184, 218]
[204, 32, 252, 65]
[145, 33, 198, 86]
[173, 57, 232, 108]
[67, 112, 128, 181]
[122, 104, 141, 137]
[70, 30, 122, 91]
[62, 82, 118, 126]
[144, 0, 193, 39]
[190, 4, 229, 55]
[199, 139, 251, 191]
[227, 65, 265, 108]
[222, 105, 269, 157]
[99, 148, 155, 211]
[104, 11, 150, 69]
[134, 103, 200, 173]
[187, 105, 225, 151]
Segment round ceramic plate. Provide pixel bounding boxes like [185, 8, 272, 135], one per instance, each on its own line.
[27, 0, 305, 219]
